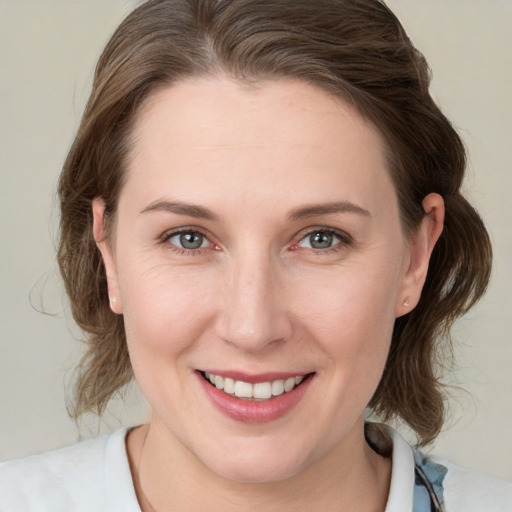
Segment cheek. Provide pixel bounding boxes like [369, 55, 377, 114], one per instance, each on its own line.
[290, 258, 401, 383]
[296, 259, 399, 334]
[118, 258, 218, 366]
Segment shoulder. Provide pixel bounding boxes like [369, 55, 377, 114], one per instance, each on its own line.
[413, 447, 512, 512]
[370, 423, 512, 512]
[428, 454, 512, 512]
[0, 428, 139, 512]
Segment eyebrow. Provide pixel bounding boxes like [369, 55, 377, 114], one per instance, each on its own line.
[140, 200, 219, 221]
[287, 201, 371, 221]
[140, 199, 370, 222]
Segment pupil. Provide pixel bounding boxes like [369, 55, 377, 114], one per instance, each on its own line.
[310, 232, 332, 249]
[180, 232, 203, 249]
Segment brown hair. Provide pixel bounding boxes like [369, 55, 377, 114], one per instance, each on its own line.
[58, 0, 492, 444]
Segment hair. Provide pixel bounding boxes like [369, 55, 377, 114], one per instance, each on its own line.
[58, 0, 492, 444]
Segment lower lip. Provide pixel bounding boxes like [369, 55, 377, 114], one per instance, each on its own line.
[197, 372, 314, 424]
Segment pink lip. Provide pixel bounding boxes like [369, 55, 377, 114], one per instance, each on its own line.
[196, 371, 315, 424]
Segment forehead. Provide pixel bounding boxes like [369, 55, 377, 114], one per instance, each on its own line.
[123, 77, 396, 218]
[133, 77, 381, 155]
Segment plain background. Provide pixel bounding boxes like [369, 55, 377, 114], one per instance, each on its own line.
[0, 0, 511, 480]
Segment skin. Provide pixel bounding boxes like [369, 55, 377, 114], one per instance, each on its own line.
[93, 77, 444, 511]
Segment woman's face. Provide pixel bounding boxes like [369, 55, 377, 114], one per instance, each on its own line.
[95, 78, 433, 483]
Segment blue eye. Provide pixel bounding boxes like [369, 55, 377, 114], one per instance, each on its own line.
[298, 230, 342, 250]
[168, 230, 209, 250]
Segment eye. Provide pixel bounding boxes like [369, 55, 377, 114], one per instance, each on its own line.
[298, 229, 344, 250]
[167, 230, 210, 250]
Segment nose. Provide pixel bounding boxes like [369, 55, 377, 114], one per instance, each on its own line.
[216, 251, 292, 353]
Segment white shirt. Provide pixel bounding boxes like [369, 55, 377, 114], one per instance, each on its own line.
[0, 426, 511, 511]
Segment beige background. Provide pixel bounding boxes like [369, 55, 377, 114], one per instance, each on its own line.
[0, 0, 511, 480]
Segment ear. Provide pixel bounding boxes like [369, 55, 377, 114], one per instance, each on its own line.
[92, 198, 123, 314]
[395, 193, 444, 317]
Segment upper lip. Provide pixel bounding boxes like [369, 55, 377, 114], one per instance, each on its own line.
[198, 369, 313, 384]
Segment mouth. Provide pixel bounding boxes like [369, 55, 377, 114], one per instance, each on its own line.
[200, 370, 313, 401]
[197, 370, 316, 423]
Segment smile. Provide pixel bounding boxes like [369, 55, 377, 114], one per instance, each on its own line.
[202, 372, 305, 400]
[197, 370, 315, 423]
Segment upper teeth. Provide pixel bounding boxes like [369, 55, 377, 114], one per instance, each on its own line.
[204, 372, 304, 400]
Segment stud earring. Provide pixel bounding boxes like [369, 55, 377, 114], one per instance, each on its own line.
[403, 297, 410, 307]
[110, 296, 117, 304]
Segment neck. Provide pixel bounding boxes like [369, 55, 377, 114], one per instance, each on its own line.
[127, 421, 391, 512]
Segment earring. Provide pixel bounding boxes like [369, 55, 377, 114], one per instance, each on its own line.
[110, 296, 117, 304]
[402, 297, 410, 307]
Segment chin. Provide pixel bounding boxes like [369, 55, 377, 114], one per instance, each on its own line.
[194, 436, 316, 484]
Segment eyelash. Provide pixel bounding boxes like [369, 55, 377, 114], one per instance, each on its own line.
[159, 227, 216, 256]
[159, 226, 353, 256]
[293, 227, 353, 254]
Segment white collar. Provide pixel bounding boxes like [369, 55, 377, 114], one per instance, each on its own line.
[383, 426, 417, 512]
[109, 424, 417, 512]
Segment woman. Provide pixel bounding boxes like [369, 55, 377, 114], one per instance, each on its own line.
[0, 0, 510, 510]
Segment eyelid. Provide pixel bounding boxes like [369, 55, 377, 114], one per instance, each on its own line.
[292, 226, 354, 251]
[299, 226, 353, 241]
[168, 231, 209, 250]
[159, 226, 218, 252]
[158, 225, 353, 254]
